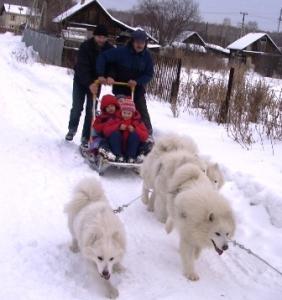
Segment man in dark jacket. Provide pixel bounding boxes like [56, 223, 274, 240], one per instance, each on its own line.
[96, 30, 154, 135]
[65, 25, 113, 148]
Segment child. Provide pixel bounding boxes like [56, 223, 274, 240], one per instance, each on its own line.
[92, 94, 119, 160]
[102, 99, 149, 163]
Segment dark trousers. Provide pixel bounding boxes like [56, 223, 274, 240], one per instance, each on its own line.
[68, 80, 93, 140]
[108, 131, 141, 158]
[134, 92, 153, 135]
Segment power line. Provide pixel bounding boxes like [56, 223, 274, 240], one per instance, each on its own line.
[201, 11, 238, 16]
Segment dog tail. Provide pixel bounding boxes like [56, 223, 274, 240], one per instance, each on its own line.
[64, 177, 107, 215]
[154, 134, 199, 155]
[168, 163, 203, 195]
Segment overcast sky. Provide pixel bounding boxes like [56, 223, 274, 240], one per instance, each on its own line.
[102, 0, 282, 32]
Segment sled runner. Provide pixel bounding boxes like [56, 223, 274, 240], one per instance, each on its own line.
[81, 81, 144, 175]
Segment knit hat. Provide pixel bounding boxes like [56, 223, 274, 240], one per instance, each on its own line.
[120, 99, 136, 113]
[94, 25, 109, 37]
[100, 94, 119, 111]
[132, 29, 147, 42]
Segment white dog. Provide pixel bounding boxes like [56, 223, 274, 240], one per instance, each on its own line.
[144, 155, 225, 223]
[64, 177, 126, 299]
[141, 134, 225, 213]
[206, 162, 225, 189]
[141, 133, 199, 207]
[152, 150, 207, 222]
[165, 164, 235, 281]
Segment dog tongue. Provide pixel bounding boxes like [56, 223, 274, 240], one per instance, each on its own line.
[101, 274, 111, 280]
[104, 274, 111, 280]
[212, 240, 224, 255]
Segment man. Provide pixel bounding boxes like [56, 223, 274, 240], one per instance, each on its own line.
[96, 29, 154, 136]
[65, 25, 113, 148]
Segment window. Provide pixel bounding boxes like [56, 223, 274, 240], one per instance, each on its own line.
[11, 15, 15, 21]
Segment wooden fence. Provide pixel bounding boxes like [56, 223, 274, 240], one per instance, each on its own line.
[148, 53, 182, 103]
[22, 29, 64, 66]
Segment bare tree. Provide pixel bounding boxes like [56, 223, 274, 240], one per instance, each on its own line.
[245, 21, 258, 33]
[223, 18, 231, 27]
[138, 0, 199, 45]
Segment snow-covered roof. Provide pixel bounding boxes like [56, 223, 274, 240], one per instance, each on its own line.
[53, 0, 159, 44]
[53, 0, 95, 23]
[171, 41, 207, 53]
[179, 31, 206, 46]
[147, 44, 161, 49]
[3, 4, 29, 15]
[227, 33, 280, 52]
[206, 43, 230, 54]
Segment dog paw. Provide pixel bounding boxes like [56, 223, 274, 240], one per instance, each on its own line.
[185, 272, 200, 281]
[107, 287, 119, 299]
[165, 220, 173, 234]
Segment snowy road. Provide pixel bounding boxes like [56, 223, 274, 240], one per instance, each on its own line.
[0, 33, 282, 300]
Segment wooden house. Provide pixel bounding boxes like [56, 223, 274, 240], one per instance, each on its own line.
[227, 32, 281, 64]
[52, 0, 159, 46]
[0, 2, 39, 31]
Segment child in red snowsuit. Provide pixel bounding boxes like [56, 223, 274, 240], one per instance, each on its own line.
[102, 99, 149, 163]
[91, 94, 119, 158]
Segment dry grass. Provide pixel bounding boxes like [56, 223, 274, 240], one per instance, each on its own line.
[175, 66, 282, 148]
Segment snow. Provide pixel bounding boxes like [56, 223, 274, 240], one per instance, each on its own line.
[1, 32, 282, 300]
[171, 41, 207, 53]
[3, 3, 29, 16]
[206, 43, 230, 54]
[227, 32, 280, 52]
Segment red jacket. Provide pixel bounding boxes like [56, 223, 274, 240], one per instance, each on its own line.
[93, 112, 117, 134]
[93, 94, 119, 134]
[103, 111, 149, 143]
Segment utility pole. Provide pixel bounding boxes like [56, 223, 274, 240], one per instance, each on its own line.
[278, 8, 282, 32]
[240, 11, 248, 37]
[205, 22, 209, 41]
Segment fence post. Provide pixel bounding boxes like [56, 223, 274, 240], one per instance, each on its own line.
[170, 58, 182, 117]
[218, 67, 235, 124]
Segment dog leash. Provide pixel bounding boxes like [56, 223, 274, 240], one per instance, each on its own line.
[113, 195, 143, 214]
[228, 238, 282, 277]
[113, 193, 282, 278]
[113, 189, 154, 214]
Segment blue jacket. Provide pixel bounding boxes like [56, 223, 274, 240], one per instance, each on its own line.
[96, 44, 154, 95]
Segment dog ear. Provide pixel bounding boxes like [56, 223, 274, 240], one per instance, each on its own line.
[168, 187, 180, 196]
[86, 230, 102, 247]
[208, 212, 215, 222]
[112, 232, 120, 241]
[112, 232, 126, 249]
[82, 246, 95, 259]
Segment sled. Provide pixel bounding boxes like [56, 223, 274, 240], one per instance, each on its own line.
[86, 153, 141, 176]
[83, 81, 142, 175]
